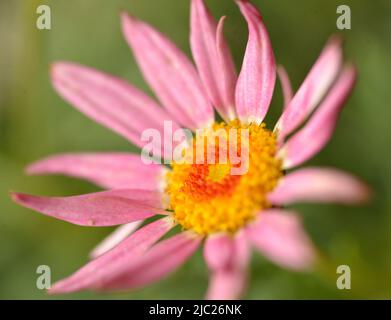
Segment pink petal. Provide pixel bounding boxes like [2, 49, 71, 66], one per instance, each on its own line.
[206, 269, 247, 300]
[235, 0, 276, 124]
[89, 221, 143, 259]
[279, 65, 357, 169]
[275, 36, 343, 140]
[268, 167, 371, 205]
[204, 232, 249, 271]
[204, 234, 234, 271]
[247, 209, 315, 271]
[277, 65, 293, 109]
[216, 17, 238, 119]
[190, 0, 237, 121]
[51, 62, 181, 160]
[204, 232, 249, 300]
[94, 232, 201, 291]
[26, 153, 166, 190]
[49, 218, 174, 294]
[11, 189, 166, 227]
[121, 12, 213, 129]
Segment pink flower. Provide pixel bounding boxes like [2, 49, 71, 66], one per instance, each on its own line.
[12, 0, 370, 299]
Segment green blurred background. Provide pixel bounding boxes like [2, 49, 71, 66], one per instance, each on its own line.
[1, 0, 391, 299]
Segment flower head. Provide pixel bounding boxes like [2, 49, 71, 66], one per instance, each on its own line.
[12, 0, 370, 299]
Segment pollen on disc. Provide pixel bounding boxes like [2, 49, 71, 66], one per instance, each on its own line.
[165, 120, 283, 236]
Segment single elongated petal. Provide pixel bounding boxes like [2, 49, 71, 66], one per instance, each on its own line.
[95, 232, 201, 291]
[204, 232, 249, 271]
[90, 221, 143, 259]
[121, 12, 213, 129]
[190, 0, 237, 121]
[26, 153, 167, 190]
[216, 17, 238, 120]
[51, 62, 181, 160]
[204, 232, 249, 300]
[11, 189, 166, 227]
[279, 65, 356, 169]
[247, 209, 315, 271]
[277, 65, 293, 108]
[204, 234, 234, 271]
[206, 269, 247, 300]
[275, 36, 343, 140]
[268, 167, 371, 205]
[235, 0, 276, 124]
[49, 218, 174, 294]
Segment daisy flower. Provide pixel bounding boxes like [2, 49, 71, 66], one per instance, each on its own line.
[12, 0, 370, 299]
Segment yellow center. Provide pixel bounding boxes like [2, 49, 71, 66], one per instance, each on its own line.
[165, 120, 283, 235]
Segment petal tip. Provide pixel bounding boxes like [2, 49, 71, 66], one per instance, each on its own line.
[47, 283, 66, 295]
[10, 191, 25, 204]
[119, 10, 129, 21]
[328, 33, 344, 48]
[217, 15, 227, 28]
[49, 62, 60, 79]
[357, 182, 373, 204]
[25, 162, 39, 175]
[120, 11, 138, 29]
[50, 61, 78, 81]
[46, 288, 57, 295]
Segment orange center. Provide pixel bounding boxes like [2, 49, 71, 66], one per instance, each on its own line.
[165, 120, 283, 235]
